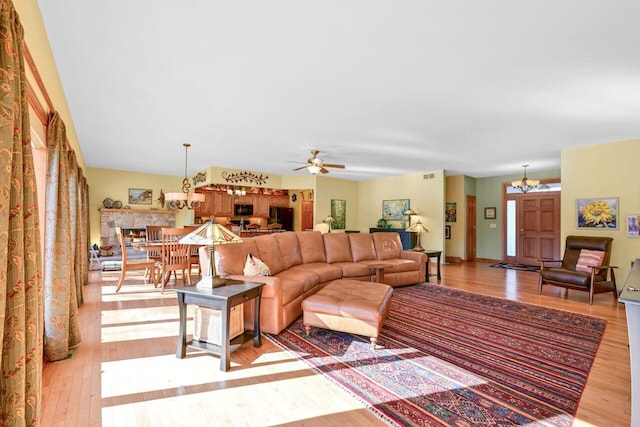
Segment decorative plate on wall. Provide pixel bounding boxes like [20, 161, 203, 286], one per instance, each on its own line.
[103, 198, 113, 208]
[112, 200, 122, 209]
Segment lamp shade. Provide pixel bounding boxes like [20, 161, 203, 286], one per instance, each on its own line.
[179, 222, 242, 289]
[406, 221, 430, 233]
[179, 222, 242, 246]
[403, 209, 417, 216]
[406, 220, 429, 251]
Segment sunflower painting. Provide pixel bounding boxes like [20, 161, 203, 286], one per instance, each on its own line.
[576, 197, 618, 229]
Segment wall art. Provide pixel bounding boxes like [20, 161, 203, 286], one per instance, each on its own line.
[576, 197, 618, 229]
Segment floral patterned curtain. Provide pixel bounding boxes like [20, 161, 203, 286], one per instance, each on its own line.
[43, 113, 82, 361]
[0, 1, 44, 424]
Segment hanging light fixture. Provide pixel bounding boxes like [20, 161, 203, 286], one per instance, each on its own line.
[227, 186, 247, 199]
[165, 143, 205, 209]
[511, 164, 540, 193]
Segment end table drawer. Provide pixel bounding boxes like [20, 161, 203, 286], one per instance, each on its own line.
[193, 305, 244, 345]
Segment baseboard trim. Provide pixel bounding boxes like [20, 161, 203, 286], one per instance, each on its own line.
[475, 258, 502, 264]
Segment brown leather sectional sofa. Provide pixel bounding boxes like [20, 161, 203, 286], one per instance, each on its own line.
[216, 230, 427, 334]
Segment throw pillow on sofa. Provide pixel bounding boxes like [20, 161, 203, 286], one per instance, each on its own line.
[244, 253, 271, 276]
[575, 249, 605, 274]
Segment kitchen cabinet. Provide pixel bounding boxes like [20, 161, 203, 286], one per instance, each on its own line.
[194, 189, 215, 219]
[270, 195, 289, 208]
[213, 192, 233, 217]
[253, 195, 270, 218]
[234, 194, 254, 205]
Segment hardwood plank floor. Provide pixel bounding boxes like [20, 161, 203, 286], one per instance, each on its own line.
[41, 261, 631, 426]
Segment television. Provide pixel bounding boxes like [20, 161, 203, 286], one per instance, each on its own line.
[234, 204, 253, 216]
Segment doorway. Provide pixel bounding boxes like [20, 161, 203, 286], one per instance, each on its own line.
[301, 200, 314, 231]
[466, 195, 476, 261]
[503, 182, 561, 266]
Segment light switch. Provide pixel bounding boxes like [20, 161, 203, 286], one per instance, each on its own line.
[489, 223, 497, 228]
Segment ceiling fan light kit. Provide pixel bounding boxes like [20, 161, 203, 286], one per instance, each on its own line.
[293, 150, 345, 175]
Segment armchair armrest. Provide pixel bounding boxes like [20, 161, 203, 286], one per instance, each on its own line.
[223, 274, 281, 299]
[539, 259, 562, 269]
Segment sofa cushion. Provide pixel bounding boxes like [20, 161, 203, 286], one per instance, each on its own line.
[349, 234, 377, 262]
[217, 239, 260, 276]
[382, 258, 419, 273]
[290, 262, 342, 284]
[273, 232, 303, 269]
[540, 268, 590, 288]
[253, 234, 285, 275]
[371, 232, 403, 260]
[275, 269, 319, 300]
[332, 261, 372, 279]
[297, 231, 327, 263]
[323, 233, 353, 263]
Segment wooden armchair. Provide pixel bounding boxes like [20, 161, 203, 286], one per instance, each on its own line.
[539, 235, 618, 305]
[114, 227, 158, 292]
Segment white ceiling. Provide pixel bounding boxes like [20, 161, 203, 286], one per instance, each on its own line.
[38, 1, 640, 182]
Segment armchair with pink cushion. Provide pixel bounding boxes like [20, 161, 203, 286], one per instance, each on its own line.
[539, 235, 618, 305]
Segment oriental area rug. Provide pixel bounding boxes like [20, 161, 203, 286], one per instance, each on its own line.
[266, 283, 606, 426]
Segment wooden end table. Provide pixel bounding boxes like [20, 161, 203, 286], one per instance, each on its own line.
[422, 250, 442, 282]
[175, 280, 264, 371]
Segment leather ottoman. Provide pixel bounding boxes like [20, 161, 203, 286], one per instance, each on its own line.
[301, 279, 393, 349]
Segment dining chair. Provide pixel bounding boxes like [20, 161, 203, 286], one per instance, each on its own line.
[267, 223, 282, 231]
[145, 225, 164, 280]
[114, 227, 158, 292]
[159, 227, 193, 292]
[182, 225, 202, 279]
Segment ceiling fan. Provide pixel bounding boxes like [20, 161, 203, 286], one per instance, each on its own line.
[292, 150, 346, 175]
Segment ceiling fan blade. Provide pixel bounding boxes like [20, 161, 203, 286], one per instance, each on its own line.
[292, 166, 308, 171]
[322, 163, 345, 169]
[320, 166, 330, 174]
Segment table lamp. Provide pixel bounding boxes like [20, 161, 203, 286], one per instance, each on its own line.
[403, 209, 417, 227]
[406, 220, 430, 252]
[179, 222, 242, 289]
[324, 215, 335, 233]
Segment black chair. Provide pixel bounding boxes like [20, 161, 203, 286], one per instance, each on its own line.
[539, 235, 617, 305]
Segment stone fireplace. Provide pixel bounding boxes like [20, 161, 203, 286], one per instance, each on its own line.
[100, 208, 176, 256]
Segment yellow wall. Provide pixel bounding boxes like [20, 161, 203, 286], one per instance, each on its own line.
[561, 138, 640, 281]
[315, 176, 359, 232]
[357, 171, 445, 252]
[86, 168, 186, 245]
[445, 175, 465, 259]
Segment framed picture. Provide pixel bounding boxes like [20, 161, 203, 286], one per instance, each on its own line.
[382, 199, 410, 221]
[576, 197, 618, 229]
[446, 202, 457, 222]
[331, 199, 346, 230]
[445, 225, 451, 240]
[128, 188, 153, 205]
[628, 214, 640, 237]
[484, 207, 496, 220]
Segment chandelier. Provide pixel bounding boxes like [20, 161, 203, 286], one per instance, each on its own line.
[511, 164, 540, 193]
[165, 143, 205, 209]
[227, 186, 247, 199]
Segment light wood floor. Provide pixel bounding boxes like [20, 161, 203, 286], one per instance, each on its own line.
[41, 262, 631, 426]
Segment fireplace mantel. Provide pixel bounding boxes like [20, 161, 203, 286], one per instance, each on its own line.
[99, 208, 176, 214]
[100, 208, 176, 254]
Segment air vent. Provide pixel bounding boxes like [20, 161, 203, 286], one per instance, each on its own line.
[423, 173, 435, 180]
